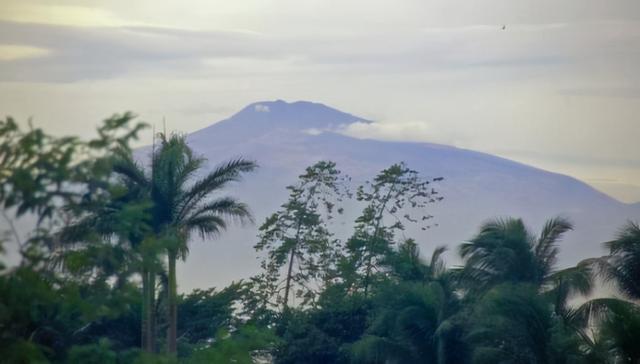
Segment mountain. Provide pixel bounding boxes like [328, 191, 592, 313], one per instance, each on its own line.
[156, 100, 640, 292]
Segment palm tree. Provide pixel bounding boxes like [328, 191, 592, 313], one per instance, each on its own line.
[573, 297, 640, 363]
[569, 221, 640, 363]
[458, 217, 592, 296]
[458, 217, 603, 363]
[599, 221, 640, 301]
[351, 242, 467, 364]
[113, 133, 257, 354]
[350, 282, 446, 364]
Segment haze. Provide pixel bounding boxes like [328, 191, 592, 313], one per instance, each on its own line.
[1, 0, 639, 202]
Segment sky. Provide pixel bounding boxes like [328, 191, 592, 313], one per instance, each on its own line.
[1, 0, 639, 203]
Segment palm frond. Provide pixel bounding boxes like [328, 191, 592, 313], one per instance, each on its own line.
[188, 197, 253, 226]
[549, 259, 595, 296]
[112, 152, 149, 188]
[177, 159, 257, 219]
[534, 217, 572, 276]
[605, 221, 640, 254]
[599, 222, 640, 300]
[183, 214, 227, 240]
[571, 297, 638, 327]
[429, 245, 448, 279]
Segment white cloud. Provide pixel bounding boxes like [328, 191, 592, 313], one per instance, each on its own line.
[338, 120, 467, 147]
[254, 104, 270, 112]
[303, 128, 323, 136]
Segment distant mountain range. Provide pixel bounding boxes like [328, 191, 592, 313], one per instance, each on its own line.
[147, 100, 639, 291]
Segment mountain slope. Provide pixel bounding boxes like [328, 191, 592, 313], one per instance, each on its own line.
[165, 100, 639, 291]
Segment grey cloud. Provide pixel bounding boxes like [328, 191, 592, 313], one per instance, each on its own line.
[558, 87, 640, 98]
[3, 17, 640, 86]
[0, 21, 281, 82]
[3, 19, 640, 83]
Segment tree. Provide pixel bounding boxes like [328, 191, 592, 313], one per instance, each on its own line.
[574, 298, 640, 363]
[254, 161, 349, 310]
[0, 113, 146, 262]
[343, 162, 443, 296]
[599, 221, 640, 300]
[570, 221, 640, 363]
[177, 283, 243, 346]
[385, 239, 448, 283]
[114, 132, 256, 355]
[458, 217, 593, 302]
[459, 217, 600, 364]
[466, 284, 554, 364]
[350, 243, 467, 364]
[0, 114, 147, 362]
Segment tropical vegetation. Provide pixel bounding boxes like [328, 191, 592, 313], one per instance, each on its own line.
[1, 114, 639, 363]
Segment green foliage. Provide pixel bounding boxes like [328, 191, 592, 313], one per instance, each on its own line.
[351, 282, 444, 363]
[467, 284, 554, 364]
[68, 338, 118, 364]
[343, 162, 443, 296]
[3, 116, 640, 364]
[177, 283, 243, 345]
[184, 326, 276, 364]
[349, 245, 466, 364]
[112, 131, 257, 354]
[458, 217, 578, 293]
[0, 113, 145, 224]
[253, 161, 349, 310]
[599, 221, 640, 300]
[273, 295, 371, 364]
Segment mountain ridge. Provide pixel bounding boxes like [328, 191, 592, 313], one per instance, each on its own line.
[189, 99, 622, 206]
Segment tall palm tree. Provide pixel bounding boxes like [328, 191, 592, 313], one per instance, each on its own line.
[114, 133, 257, 354]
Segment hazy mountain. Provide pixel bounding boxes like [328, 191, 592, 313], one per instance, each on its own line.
[149, 100, 639, 292]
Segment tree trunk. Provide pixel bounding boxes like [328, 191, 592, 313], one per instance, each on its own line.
[167, 251, 178, 355]
[363, 254, 373, 298]
[363, 183, 395, 297]
[148, 268, 156, 353]
[283, 248, 296, 309]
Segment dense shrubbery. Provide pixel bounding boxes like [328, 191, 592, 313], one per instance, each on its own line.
[1, 115, 639, 363]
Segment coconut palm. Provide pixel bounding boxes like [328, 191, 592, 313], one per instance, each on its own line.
[572, 297, 640, 363]
[351, 242, 467, 364]
[599, 221, 640, 301]
[113, 133, 257, 354]
[458, 217, 590, 293]
[568, 222, 640, 363]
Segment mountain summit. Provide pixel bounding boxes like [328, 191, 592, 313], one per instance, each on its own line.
[230, 100, 370, 129]
[172, 100, 640, 291]
[190, 100, 369, 144]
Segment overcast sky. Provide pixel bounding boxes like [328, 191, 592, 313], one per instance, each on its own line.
[1, 0, 639, 202]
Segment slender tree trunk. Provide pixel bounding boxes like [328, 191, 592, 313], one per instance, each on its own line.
[283, 248, 296, 309]
[148, 268, 156, 353]
[363, 183, 396, 298]
[141, 268, 149, 351]
[363, 255, 373, 298]
[167, 251, 178, 355]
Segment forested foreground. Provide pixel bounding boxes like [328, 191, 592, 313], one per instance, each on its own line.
[1, 115, 639, 364]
